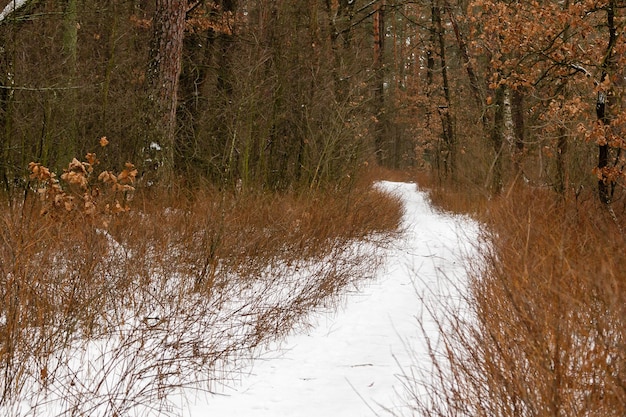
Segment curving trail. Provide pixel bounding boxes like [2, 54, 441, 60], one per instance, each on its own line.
[187, 182, 480, 417]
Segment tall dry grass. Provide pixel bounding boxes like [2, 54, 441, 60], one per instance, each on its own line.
[0, 162, 403, 416]
[400, 180, 626, 417]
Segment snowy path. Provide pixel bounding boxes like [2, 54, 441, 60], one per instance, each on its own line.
[187, 181, 479, 417]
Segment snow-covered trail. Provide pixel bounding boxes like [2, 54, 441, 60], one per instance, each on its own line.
[187, 181, 480, 417]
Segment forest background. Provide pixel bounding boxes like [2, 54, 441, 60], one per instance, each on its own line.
[0, 0, 623, 197]
[0, 0, 625, 416]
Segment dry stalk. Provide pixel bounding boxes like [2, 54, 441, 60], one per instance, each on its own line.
[396, 183, 626, 417]
[0, 164, 403, 416]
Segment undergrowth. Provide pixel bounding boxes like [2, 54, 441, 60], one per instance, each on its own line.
[0, 153, 403, 416]
[400, 175, 626, 417]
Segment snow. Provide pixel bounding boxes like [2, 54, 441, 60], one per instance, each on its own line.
[185, 181, 480, 416]
[0, 0, 29, 23]
[3, 181, 480, 417]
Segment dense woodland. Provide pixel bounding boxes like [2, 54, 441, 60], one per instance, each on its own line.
[0, 0, 622, 198]
[1, 1, 626, 416]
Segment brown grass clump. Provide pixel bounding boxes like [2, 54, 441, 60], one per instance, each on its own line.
[0, 161, 403, 415]
[401, 182, 626, 417]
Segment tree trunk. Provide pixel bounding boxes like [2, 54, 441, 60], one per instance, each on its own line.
[511, 88, 525, 177]
[434, 0, 455, 177]
[373, 0, 386, 165]
[0, 64, 12, 194]
[489, 85, 505, 195]
[62, 0, 78, 162]
[326, 0, 355, 101]
[0, 0, 28, 193]
[596, 0, 618, 204]
[147, 0, 187, 182]
[443, 0, 484, 128]
[556, 125, 568, 195]
[425, 0, 435, 140]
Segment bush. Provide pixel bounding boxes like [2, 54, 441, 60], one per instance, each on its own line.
[401, 182, 626, 417]
[0, 159, 403, 416]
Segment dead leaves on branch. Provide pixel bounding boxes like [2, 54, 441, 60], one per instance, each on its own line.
[99, 163, 139, 193]
[129, 1, 236, 35]
[29, 139, 137, 219]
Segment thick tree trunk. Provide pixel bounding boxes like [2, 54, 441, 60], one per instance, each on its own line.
[147, 0, 187, 182]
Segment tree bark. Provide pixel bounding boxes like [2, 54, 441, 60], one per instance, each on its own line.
[62, 0, 78, 162]
[489, 85, 505, 195]
[511, 88, 525, 176]
[434, 0, 455, 177]
[0, 0, 29, 193]
[147, 0, 187, 182]
[443, 0, 484, 127]
[556, 125, 568, 195]
[0, 61, 12, 194]
[373, 0, 386, 165]
[595, 0, 619, 204]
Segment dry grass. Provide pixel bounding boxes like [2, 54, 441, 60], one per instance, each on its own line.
[399, 180, 626, 417]
[411, 171, 489, 218]
[0, 172, 403, 416]
[360, 164, 424, 185]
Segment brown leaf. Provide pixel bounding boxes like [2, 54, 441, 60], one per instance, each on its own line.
[86, 152, 98, 166]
